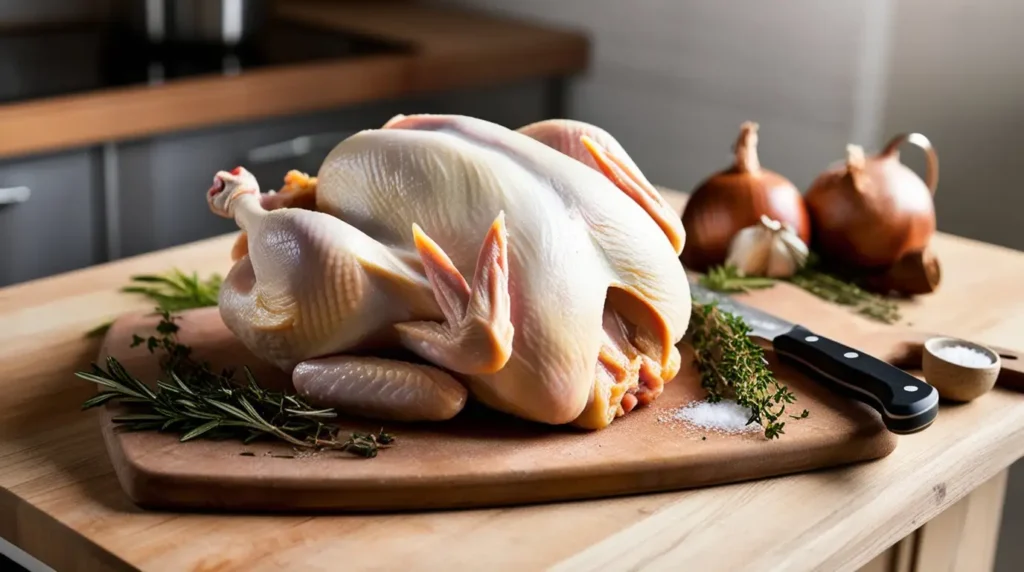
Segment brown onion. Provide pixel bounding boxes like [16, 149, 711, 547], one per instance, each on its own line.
[805, 134, 938, 270]
[680, 122, 811, 271]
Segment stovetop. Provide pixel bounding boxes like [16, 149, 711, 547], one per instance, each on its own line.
[0, 21, 413, 105]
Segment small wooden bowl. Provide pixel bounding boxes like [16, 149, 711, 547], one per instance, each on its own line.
[923, 337, 1001, 402]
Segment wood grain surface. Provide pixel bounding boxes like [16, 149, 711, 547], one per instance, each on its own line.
[0, 0, 589, 160]
[2, 189, 1024, 571]
[94, 305, 895, 513]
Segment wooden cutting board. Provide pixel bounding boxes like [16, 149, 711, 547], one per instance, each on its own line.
[92, 282, 1024, 513]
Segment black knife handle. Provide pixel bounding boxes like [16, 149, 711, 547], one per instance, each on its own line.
[772, 325, 938, 435]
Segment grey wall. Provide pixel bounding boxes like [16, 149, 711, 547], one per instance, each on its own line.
[430, 0, 890, 198]
[883, 0, 1024, 252]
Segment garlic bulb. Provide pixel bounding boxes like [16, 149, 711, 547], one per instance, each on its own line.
[725, 215, 809, 278]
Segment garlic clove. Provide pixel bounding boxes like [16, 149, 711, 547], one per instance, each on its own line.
[766, 237, 798, 277]
[726, 225, 771, 276]
[727, 215, 810, 279]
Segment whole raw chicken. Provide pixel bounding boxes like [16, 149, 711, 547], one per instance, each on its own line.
[206, 114, 691, 430]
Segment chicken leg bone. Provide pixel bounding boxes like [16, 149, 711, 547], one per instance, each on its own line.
[229, 170, 320, 262]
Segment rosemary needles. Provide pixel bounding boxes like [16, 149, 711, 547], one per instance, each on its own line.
[78, 309, 394, 458]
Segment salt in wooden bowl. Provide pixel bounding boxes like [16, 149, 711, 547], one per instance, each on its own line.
[923, 337, 1002, 402]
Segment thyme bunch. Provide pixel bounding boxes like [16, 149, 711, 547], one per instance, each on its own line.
[787, 267, 900, 324]
[78, 309, 393, 458]
[689, 302, 804, 439]
[698, 262, 901, 324]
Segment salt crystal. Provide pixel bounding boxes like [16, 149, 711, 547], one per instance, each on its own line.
[671, 399, 761, 434]
[934, 345, 993, 368]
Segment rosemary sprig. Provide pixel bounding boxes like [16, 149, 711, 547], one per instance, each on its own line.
[689, 301, 799, 439]
[87, 269, 223, 338]
[698, 262, 901, 324]
[78, 308, 393, 458]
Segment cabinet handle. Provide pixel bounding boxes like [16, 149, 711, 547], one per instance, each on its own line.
[0, 186, 30, 205]
[245, 132, 355, 165]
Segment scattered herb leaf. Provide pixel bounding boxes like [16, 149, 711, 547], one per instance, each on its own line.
[789, 409, 810, 420]
[78, 308, 394, 458]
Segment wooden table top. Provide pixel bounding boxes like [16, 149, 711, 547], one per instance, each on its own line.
[0, 0, 588, 160]
[3, 189, 1024, 571]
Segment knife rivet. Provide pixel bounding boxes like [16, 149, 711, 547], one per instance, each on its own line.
[904, 385, 919, 392]
[844, 352, 859, 358]
[805, 336, 819, 342]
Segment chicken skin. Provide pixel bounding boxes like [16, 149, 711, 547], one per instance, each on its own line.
[207, 114, 690, 429]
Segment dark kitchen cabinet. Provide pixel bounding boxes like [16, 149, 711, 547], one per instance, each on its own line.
[0, 149, 104, 287]
[112, 104, 411, 258]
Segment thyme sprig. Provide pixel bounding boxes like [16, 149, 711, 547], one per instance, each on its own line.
[698, 261, 901, 324]
[689, 302, 800, 439]
[78, 309, 393, 458]
[699, 264, 777, 293]
[787, 267, 900, 324]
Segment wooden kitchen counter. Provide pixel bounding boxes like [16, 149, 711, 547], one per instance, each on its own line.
[3, 190, 1024, 571]
[0, 0, 588, 160]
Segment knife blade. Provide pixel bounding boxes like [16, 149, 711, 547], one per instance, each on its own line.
[690, 282, 938, 435]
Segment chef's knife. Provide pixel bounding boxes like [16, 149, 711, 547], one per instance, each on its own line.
[690, 282, 939, 435]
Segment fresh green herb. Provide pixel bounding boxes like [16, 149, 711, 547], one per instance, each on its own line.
[689, 301, 798, 440]
[78, 308, 394, 458]
[789, 409, 810, 420]
[699, 264, 777, 293]
[121, 269, 222, 311]
[788, 266, 900, 324]
[86, 270, 223, 338]
[699, 260, 901, 324]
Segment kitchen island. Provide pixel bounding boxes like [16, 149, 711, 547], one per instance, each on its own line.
[2, 189, 1023, 571]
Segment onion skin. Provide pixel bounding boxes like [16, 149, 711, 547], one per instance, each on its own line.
[805, 135, 938, 270]
[680, 122, 810, 271]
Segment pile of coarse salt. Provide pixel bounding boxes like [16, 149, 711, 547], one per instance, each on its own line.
[934, 345, 994, 368]
[669, 399, 761, 434]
